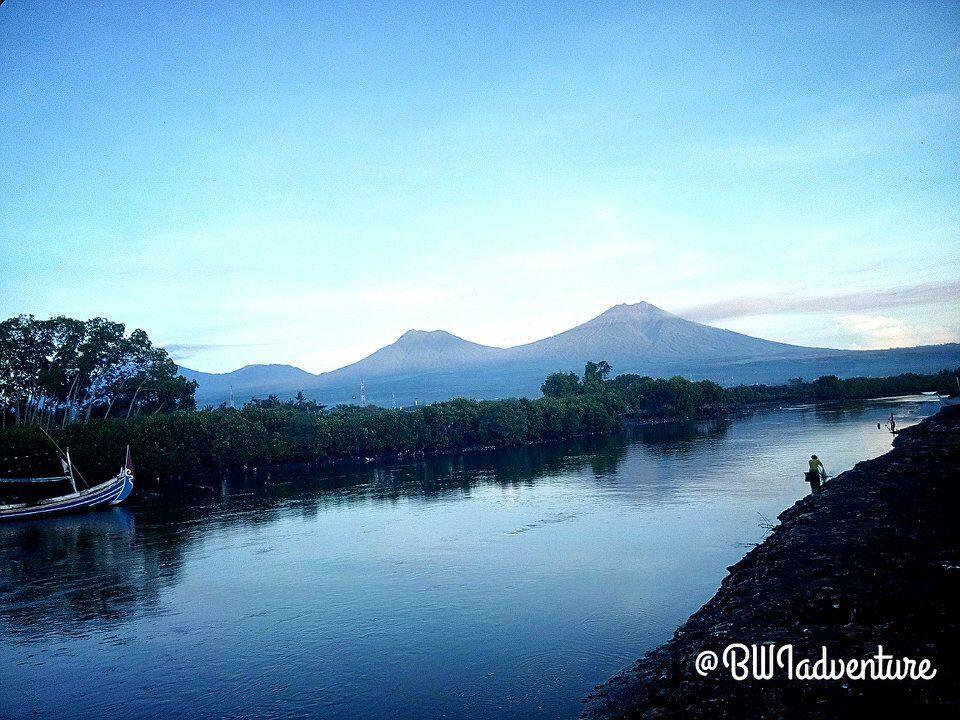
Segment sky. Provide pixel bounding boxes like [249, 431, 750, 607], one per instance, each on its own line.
[1, 0, 958, 373]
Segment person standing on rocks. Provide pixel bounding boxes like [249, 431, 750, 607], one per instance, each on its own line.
[806, 454, 825, 493]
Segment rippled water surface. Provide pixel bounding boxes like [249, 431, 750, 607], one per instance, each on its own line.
[0, 398, 938, 720]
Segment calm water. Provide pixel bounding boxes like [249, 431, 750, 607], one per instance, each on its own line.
[0, 397, 939, 720]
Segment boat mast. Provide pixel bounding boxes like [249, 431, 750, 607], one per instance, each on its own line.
[66, 447, 78, 494]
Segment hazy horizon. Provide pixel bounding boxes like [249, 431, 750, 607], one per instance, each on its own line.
[2, 1, 958, 374]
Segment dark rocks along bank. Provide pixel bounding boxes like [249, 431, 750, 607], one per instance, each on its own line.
[582, 407, 960, 719]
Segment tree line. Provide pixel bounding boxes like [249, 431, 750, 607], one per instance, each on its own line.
[2, 360, 954, 486]
[0, 391, 625, 484]
[0, 315, 197, 428]
[541, 361, 959, 417]
[1, 315, 956, 486]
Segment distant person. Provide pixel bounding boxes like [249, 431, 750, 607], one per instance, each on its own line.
[806, 455, 825, 494]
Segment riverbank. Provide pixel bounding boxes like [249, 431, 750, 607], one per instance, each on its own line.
[582, 406, 960, 718]
[4, 364, 953, 487]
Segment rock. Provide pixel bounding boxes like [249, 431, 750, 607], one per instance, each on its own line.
[582, 409, 960, 719]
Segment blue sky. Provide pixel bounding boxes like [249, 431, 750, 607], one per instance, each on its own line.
[1, 0, 958, 373]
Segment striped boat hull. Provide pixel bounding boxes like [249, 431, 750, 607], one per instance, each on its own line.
[0, 471, 134, 521]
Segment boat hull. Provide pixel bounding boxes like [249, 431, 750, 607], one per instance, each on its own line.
[0, 470, 134, 521]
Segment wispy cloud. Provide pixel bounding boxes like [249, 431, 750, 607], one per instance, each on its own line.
[837, 315, 954, 350]
[681, 280, 960, 322]
[164, 341, 286, 360]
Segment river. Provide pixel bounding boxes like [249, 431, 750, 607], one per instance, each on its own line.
[0, 397, 940, 720]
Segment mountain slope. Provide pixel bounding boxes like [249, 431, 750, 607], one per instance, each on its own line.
[178, 302, 960, 406]
[179, 364, 317, 405]
[506, 302, 818, 366]
[320, 329, 501, 379]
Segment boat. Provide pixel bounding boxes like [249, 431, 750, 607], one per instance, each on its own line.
[0, 447, 134, 521]
[940, 376, 960, 407]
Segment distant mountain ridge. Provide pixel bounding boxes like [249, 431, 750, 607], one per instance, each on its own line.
[334, 329, 500, 376]
[178, 302, 960, 407]
[504, 302, 818, 364]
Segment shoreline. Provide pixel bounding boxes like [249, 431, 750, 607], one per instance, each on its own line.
[136, 412, 724, 491]
[198, 396, 925, 479]
[581, 406, 960, 718]
[133, 396, 933, 498]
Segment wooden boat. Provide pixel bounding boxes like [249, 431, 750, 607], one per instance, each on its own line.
[0, 447, 134, 521]
[940, 377, 960, 407]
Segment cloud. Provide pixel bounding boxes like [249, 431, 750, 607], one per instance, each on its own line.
[837, 315, 954, 350]
[164, 341, 285, 360]
[503, 203, 714, 283]
[681, 280, 960, 322]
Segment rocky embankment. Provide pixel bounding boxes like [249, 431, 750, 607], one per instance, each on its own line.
[582, 408, 960, 718]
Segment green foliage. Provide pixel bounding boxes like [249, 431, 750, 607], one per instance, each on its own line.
[0, 390, 625, 484]
[584, 362, 957, 419]
[2, 351, 955, 486]
[540, 371, 582, 398]
[0, 315, 196, 427]
[582, 360, 612, 389]
[811, 374, 844, 401]
[541, 361, 613, 398]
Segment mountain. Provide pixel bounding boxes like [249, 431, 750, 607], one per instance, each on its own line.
[300, 329, 504, 405]
[505, 302, 818, 366]
[179, 330, 504, 406]
[179, 364, 317, 406]
[178, 302, 960, 406]
[325, 329, 500, 378]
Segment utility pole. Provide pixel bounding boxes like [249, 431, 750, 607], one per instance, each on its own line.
[360, 378, 366, 407]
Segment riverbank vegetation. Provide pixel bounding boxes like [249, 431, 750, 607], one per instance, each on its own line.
[1, 315, 956, 485]
[2, 362, 955, 485]
[542, 361, 960, 417]
[0, 392, 626, 483]
[0, 315, 196, 428]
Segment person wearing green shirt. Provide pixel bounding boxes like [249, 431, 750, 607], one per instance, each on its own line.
[806, 455, 825, 493]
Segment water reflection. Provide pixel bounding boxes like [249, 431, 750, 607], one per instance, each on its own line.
[0, 509, 170, 636]
[0, 417, 733, 639]
[0, 398, 938, 720]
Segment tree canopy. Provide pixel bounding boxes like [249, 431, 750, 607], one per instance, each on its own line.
[539, 359, 957, 419]
[0, 343, 955, 484]
[0, 315, 196, 426]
